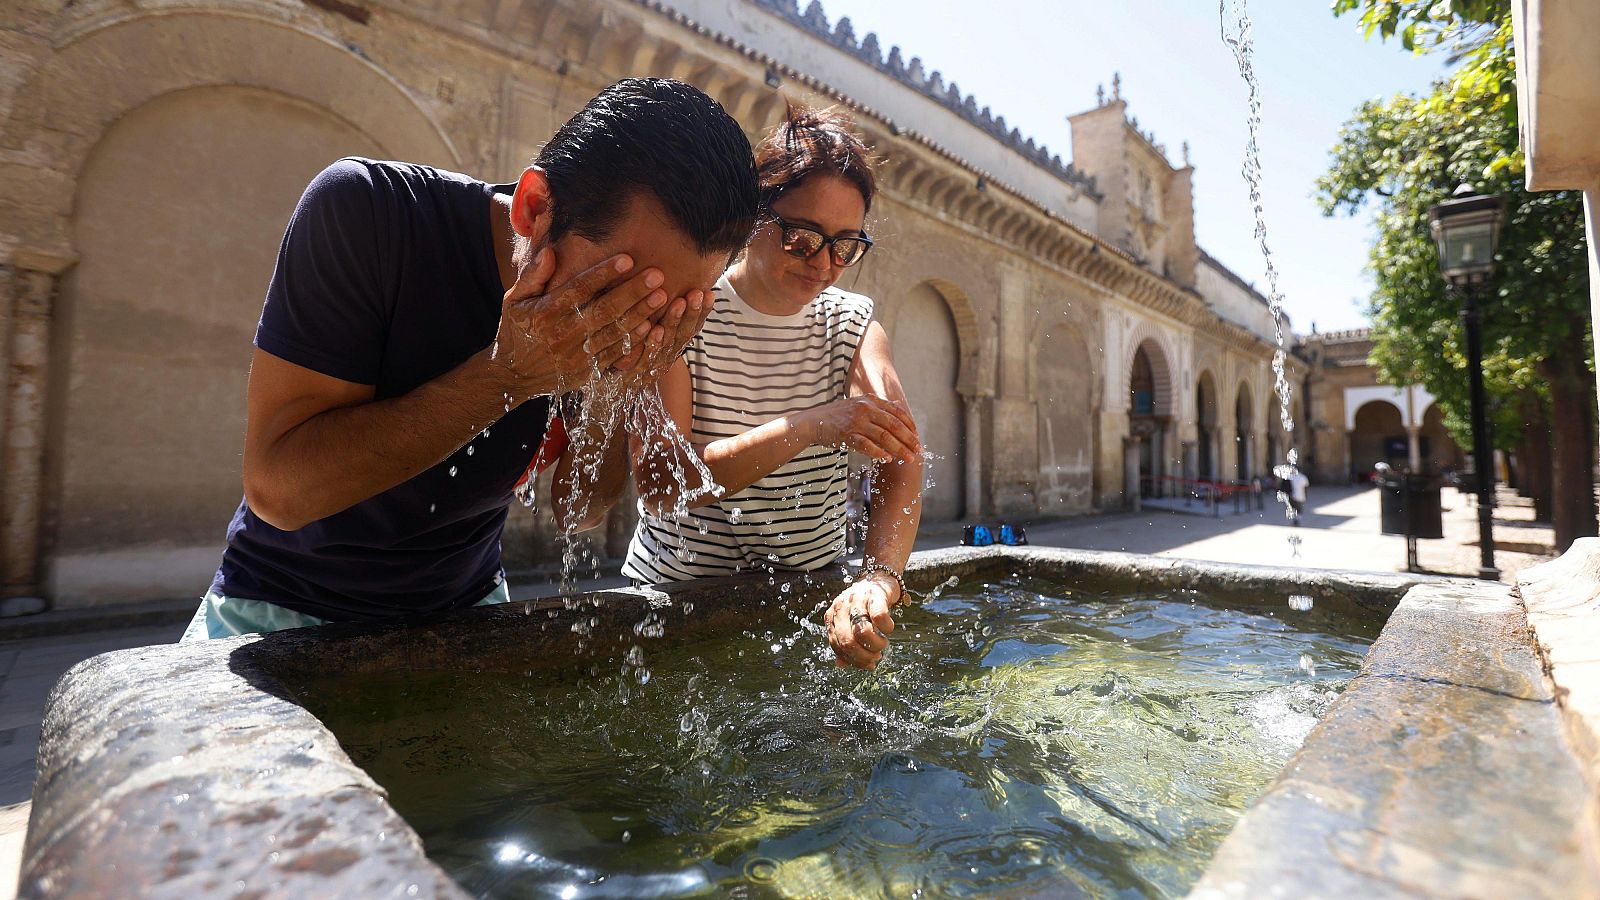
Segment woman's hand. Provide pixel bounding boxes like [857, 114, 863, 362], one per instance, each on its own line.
[824, 572, 901, 669]
[806, 396, 921, 463]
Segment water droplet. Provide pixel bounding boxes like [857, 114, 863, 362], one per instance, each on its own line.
[729, 507, 744, 523]
[466, 445, 475, 456]
[448, 466, 458, 477]
[1288, 594, 1314, 611]
[1299, 653, 1317, 677]
[621, 830, 632, 843]
[429, 503, 436, 514]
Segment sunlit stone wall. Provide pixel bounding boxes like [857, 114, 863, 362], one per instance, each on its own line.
[0, 0, 1298, 607]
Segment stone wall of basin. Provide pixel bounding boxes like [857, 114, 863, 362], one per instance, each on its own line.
[19, 546, 1594, 897]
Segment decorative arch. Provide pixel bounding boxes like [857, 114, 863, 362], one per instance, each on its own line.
[1235, 380, 1256, 429]
[1234, 380, 1257, 480]
[879, 277, 983, 397]
[1124, 330, 1176, 419]
[1196, 370, 1220, 426]
[3, 8, 461, 256]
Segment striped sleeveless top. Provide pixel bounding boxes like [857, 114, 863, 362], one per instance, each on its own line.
[623, 274, 874, 583]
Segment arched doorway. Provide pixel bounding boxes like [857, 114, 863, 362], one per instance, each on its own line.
[1196, 371, 1219, 481]
[1036, 323, 1093, 514]
[1349, 400, 1406, 479]
[1420, 403, 1465, 473]
[889, 283, 965, 521]
[55, 86, 384, 560]
[1127, 339, 1174, 498]
[1235, 383, 1255, 481]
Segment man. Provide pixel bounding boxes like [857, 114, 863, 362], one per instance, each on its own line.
[1287, 469, 1311, 525]
[182, 79, 759, 640]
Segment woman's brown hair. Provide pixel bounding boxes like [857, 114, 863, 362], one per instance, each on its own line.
[755, 104, 878, 214]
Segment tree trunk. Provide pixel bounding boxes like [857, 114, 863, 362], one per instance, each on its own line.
[1518, 392, 1554, 523]
[1540, 334, 1598, 551]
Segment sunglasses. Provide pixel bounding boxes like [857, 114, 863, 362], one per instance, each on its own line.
[771, 216, 874, 268]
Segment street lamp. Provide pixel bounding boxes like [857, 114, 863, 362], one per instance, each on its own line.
[1428, 183, 1503, 580]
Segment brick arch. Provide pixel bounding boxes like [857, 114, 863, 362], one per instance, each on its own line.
[3, 8, 460, 258]
[880, 277, 983, 398]
[1122, 323, 1177, 419]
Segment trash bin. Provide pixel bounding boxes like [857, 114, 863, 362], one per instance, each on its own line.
[1378, 474, 1444, 539]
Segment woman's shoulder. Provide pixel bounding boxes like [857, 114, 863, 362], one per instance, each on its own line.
[817, 285, 875, 320]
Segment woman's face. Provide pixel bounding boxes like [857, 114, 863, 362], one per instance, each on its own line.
[743, 173, 869, 310]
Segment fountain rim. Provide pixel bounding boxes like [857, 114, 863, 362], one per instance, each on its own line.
[19, 546, 1589, 897]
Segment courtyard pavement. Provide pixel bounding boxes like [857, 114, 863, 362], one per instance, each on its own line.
[0, 482, 1559, 897]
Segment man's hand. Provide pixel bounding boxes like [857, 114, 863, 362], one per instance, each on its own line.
[807, 396, 922, 463]
[490, 249, 672, 401]
[825, 572, 900, 669]
[612, 289, 714, 388]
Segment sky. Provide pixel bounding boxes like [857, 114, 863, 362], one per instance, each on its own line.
[822, 0, 1450, 334]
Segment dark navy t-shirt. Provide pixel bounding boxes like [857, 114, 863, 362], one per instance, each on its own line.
[211, 158, 551, 622]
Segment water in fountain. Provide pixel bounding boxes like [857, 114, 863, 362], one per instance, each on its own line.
[301, 575, 1377, 897]
[1219, 0, 1301, 525]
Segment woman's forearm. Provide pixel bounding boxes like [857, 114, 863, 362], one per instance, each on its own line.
[638, 410, 821, 514]
[862, 455, 923, 574]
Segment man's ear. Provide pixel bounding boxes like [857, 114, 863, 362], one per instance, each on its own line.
[510, 166, 554, 241]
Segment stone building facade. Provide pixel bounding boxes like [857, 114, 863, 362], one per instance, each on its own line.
[0, 0, 1298, 607]
[1296, 328, 1464, 483]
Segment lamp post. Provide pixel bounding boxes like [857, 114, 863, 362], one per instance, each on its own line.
[1428, 183, 1503, 580]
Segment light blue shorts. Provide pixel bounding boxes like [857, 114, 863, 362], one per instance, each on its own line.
[179, 580, 513, 642]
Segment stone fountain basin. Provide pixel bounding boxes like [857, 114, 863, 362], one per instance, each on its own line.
[17, 546, 1599, 898]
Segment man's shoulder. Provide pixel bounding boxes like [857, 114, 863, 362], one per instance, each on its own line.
[313, 157, 486, 195]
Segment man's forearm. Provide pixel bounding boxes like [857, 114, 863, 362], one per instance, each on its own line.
[246, 347, 525, 530]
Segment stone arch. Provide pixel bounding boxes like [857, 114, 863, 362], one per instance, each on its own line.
[1419, 402, 1464, 473]
[1196, 369, 1220, 480]
[3, 8, 460, 257]
[1033, 320, 1095, 514]
[877, 277, 982, 398]
[1124, 331, 1177, 499]
[43, 84, 389, 600]
[1121, 324, 1177, 419]
[1234, 381, 1256, 480]
[886, 281, 972, 522]
[1350, 399, 1406, 479]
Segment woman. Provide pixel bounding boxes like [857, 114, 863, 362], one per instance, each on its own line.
[625, 106, 924, 671]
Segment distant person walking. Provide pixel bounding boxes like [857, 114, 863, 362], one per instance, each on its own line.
[1287, 470, 1311, 524]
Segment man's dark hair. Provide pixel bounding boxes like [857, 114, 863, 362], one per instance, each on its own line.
[536, 78, 759, 256]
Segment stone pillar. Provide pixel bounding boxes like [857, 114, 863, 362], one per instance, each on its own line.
[1406, 425, 1423, 472]
[1181, 440, 1197, 483]
[2, 255, 72, 603]
[962, 393, 991, 519]
[1344, 429, 1356, 483]
[1122, 437, 1141, 512]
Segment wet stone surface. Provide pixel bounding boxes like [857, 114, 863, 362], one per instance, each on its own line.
[1192, 579, 1599, 898]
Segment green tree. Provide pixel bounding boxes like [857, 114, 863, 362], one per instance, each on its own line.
[1322, 0, 1596, 550]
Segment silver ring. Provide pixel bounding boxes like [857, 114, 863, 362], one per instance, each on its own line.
[850, 613, 872, 628]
